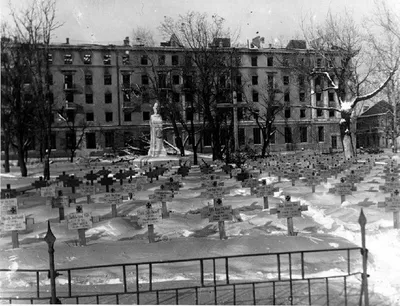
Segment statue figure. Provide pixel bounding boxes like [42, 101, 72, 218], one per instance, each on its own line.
[148, 101, 167, 157]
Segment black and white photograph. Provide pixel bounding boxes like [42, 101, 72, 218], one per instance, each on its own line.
[0, 0, 399, 304]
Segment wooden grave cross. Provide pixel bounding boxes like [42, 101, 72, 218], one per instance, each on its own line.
[67, 204, 92, 246]
[334, 177, 353, 203]
[305, 171, 321, 193]
[84, 170, 99, 185]
[201, 174, 223, 187]
[0, 192, 24, 248]
[104, 188, 123, 218]
[208, 198, 232, 240]
[285, 168, 300, 187]
[121, 179, 139, 200]
[79, 182, 96, 204]
[1, 184, 18, 199]
[137, 202, 162, 243]
[163, 177, 181, 195]
[251, 179, 279, 209]
[145, 167, 159, 183]
[346, 170, 361, 189]
[57, 172, 70, 187]
[205, 181, 228, 199]
[270, 195, 308, 236]
[378, 189, 400, 228]
[149, 185, 173, 218]
[65, 175, 82, 204]
[98, 173, 115, 193]
[242, 177, 259, 194]
[177, 165, 190, 177]
[52, 189, 69, 221]
[114, 170, 128, 186]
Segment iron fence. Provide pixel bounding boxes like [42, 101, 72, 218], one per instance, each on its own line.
[0, 246, 363, 305]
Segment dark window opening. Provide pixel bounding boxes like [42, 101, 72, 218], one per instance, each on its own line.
[285, 108, 291, 118]
[105, 112, 113, 122]
[253, 127, 261, 145]
[83, 54, 91, 64]
[283, 76, 289, 85]
[267, 56, 273, 67]
[300, 126, 307, 143]
[105, 93, 112, 104]
[299, 92, 305, 102]
[318, 126, 324, 142]
[122, 54, 130, 65]
[64, 54, 72, 65]
[329, 110, 335, 117]
[86, 133, 96, 149]
[141, 75, 148, 85]
[86, 94, 93, 104]
[252, 91, 259, 102]
[105, 132, 114, 148]
[284, 92, 290, 102]
[252, 75, 258, 85]
[85, 74, 92, 85]
[104, 74, 112, 85]
[284, 127, 292, 143]
[300, 109, 306, 118]
[86, 112, 94, 122]
[158, 55, 165, 65]
[172, 55, 179, 66]
[317, 109, 323, 117]
[124, 112, 132, 122]
[251, 56, 258, 67]
[103, 54, 111, 65]
[141, 55, 148, 65]
[236, 75, 242, 85]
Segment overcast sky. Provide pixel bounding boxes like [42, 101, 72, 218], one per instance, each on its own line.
[1, 0, 399, 46]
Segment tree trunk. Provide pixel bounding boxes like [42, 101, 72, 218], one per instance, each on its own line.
[340, 110, 355, 159]
[17, 144, 28, 177]
[3, 135, 10, 173]
[70, 150, 75, 163]
[43, 131, 51, 180]
[261, 129, 267, 158]
[192, 144, 198, 165]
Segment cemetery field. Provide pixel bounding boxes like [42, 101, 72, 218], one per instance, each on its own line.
[0, 151, 399, 305]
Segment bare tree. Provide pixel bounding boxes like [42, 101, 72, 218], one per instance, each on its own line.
[56, 105, 90, 163]
[4, 0, 63, 178]
[246, 76, 286, 157]
[367, 0, 400, 151]
[159, 11, 241, 160]
[298, 10, 398, 158]
[132, 26, 156, 47]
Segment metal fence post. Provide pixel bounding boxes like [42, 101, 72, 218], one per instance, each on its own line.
[358, 209, 369, 306]
[44, 221, 59, 304]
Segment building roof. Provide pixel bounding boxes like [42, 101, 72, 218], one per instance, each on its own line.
[359, 100, 392, 118]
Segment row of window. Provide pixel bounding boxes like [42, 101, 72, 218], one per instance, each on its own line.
[202, 126, 326, 147]
[49, 53, 189, 66]
[30, 124, 329, 151]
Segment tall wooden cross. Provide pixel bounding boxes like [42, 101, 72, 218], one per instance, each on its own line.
[270, 195, 308, 236]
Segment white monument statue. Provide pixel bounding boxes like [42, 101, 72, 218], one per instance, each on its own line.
[148, 101, 167, 157]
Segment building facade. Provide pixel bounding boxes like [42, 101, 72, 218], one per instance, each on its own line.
[3, 36, 343, 157]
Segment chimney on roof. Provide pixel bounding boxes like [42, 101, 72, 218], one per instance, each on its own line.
[124, 36, 130, 46]
[66, 37, 69, 44]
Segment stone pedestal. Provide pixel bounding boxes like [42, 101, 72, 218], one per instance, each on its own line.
[148, 114, 167, 157]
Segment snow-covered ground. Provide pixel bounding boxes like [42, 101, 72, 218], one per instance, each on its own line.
[0, 152, 399, 305]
